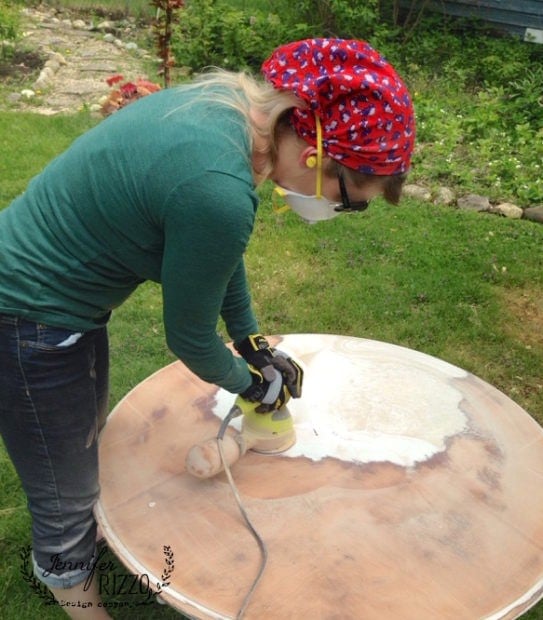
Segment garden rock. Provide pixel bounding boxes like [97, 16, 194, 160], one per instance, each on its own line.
[523, 206, 543, 224]
[72, 19, 88, 30]
[489, 203, 523, 219]
[400, 183, 541, 226]
[434, 186, 455, 206]
[457, 194, 490, 212]
[403, 184, 432, 201]
[95, 20, 118, 34]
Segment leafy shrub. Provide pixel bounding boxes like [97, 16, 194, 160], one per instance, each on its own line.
[100, 74, 161, 116]
[266, 0, 382, 38]
[172, 0, 313, 72]
[172, 0, 388, 72]
[0, 0, 21, 58]
[507, 66, 543, 125]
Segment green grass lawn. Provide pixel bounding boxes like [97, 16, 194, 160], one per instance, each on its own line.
[1, 102, 542, 619]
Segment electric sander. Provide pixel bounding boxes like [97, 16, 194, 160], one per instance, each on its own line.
[185, 396, 296, 478]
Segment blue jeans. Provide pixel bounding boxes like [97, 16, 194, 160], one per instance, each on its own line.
[0, 314, 109, 589]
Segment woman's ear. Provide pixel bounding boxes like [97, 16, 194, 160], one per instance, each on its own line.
[299, 146, 319, 169]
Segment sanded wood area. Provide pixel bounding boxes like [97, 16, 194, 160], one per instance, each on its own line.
[96, 334, 543, 619]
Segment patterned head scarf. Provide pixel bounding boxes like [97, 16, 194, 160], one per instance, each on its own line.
[261, 38, 416, 175]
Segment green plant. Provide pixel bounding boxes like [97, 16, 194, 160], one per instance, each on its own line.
[173, 0, 235, 70]
[0, 0, 21, 58]
[100, 74, 161, 115]
[261, 0, 385, 38]
[389, 0, 431, 37]
[174, 0, 387, 73]
[173, 0, 309, 72]
[508, 66, 543, 125]
[150, 0, 184, 87]
[410, 77, 543, 205]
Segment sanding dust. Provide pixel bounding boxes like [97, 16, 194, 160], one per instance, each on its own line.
[213, 337, 468, 468]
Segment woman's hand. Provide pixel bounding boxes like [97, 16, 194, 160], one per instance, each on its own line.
[236, 334, 304, 412]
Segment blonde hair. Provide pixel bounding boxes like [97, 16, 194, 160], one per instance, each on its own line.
[175, 68, 302, 178]
[177, 69, 407, 203]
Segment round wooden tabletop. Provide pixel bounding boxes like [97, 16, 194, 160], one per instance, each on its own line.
[96, 334, 543, 619]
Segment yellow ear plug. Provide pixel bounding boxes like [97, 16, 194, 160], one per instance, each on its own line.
[306, 155, 317, 168]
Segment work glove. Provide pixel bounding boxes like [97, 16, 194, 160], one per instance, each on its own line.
[240, 364, 290, 413]
[236, 334, 304, 412]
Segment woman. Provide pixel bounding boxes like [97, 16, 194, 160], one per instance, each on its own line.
[0, 38, 414, 617]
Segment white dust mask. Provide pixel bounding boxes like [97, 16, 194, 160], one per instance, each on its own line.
[273, 186, 341, 224]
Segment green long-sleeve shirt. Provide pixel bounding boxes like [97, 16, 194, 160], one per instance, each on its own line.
[0, 86, 260, 393]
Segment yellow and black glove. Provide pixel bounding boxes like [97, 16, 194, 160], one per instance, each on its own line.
[236, 334, 304, 412]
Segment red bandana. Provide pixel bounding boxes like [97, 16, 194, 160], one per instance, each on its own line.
[261, 38, 416, 175]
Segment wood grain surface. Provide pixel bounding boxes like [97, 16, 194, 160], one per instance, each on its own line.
[96, 334, 543, 619]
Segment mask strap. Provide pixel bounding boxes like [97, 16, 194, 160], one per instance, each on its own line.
[315, 115, 323, 199]
[271, 186, 291, 214]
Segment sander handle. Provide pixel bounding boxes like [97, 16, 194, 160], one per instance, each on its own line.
[185, 432, 259, 478]
[184, 398, 296, 479]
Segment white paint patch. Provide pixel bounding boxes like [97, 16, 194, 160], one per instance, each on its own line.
[213, 337, 468, 468]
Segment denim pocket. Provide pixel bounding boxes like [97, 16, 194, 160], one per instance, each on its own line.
[19, 322, 85, 352]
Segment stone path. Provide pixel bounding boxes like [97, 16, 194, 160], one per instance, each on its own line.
[6, 5, 153, 115]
